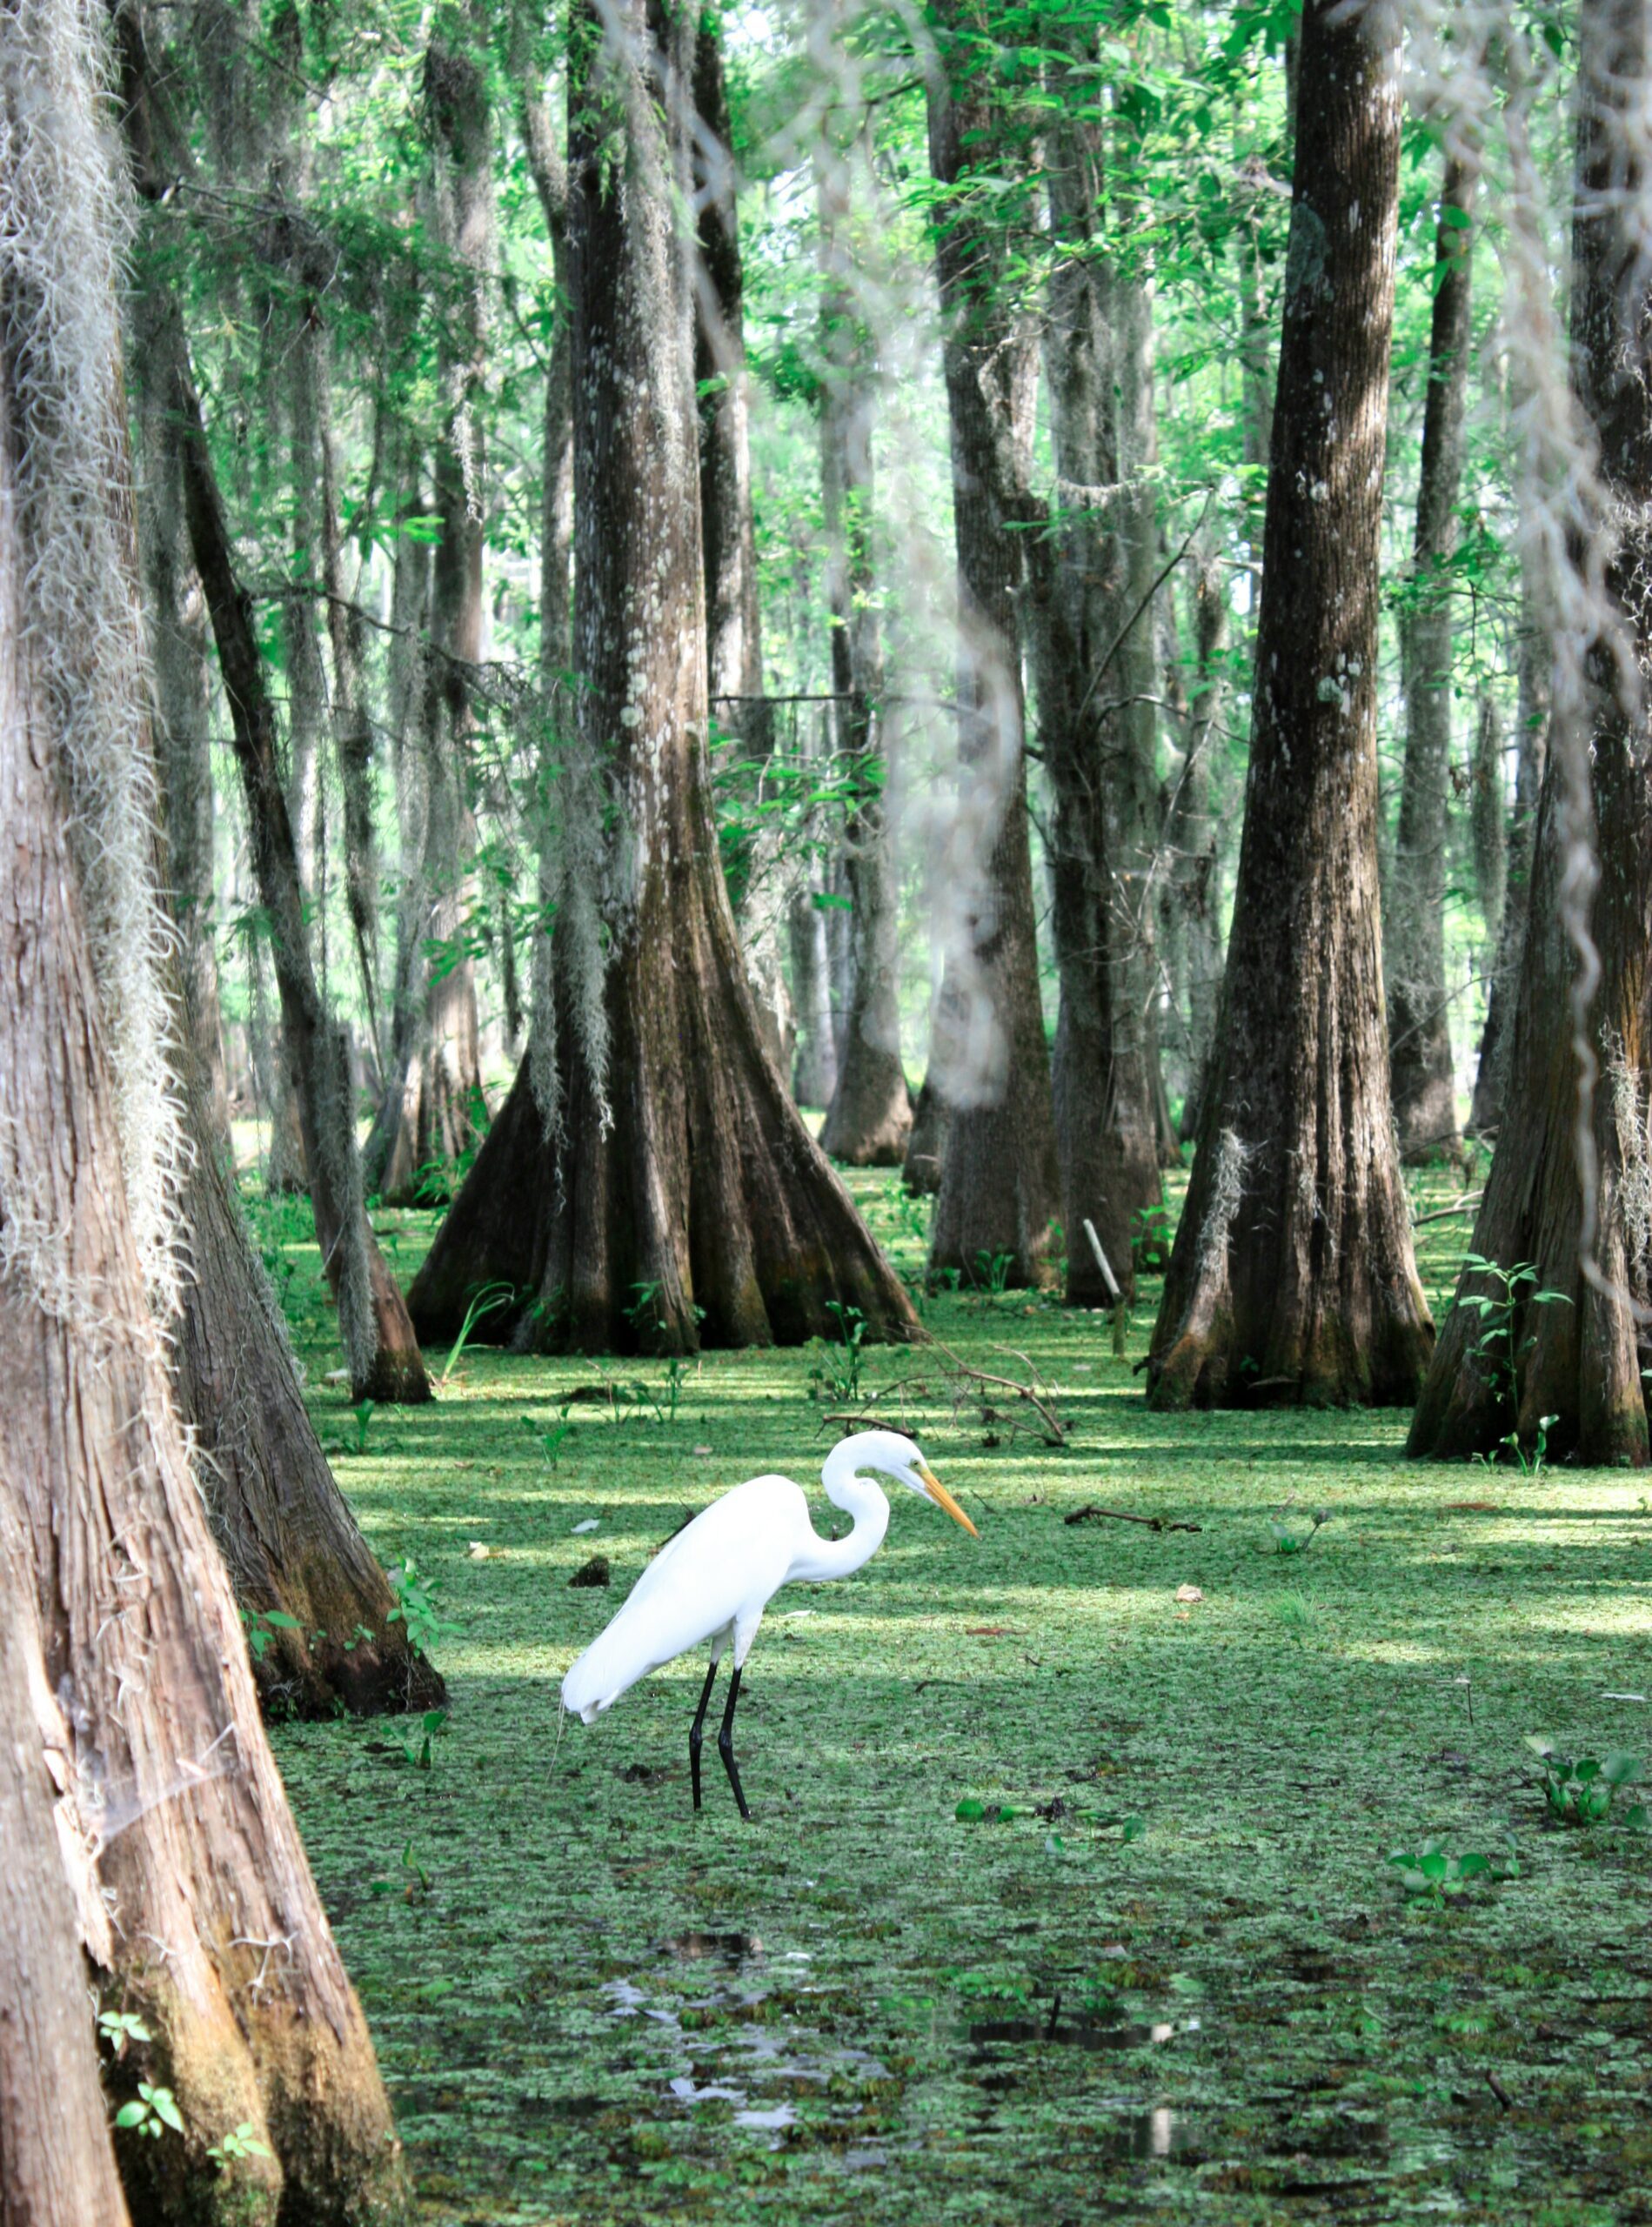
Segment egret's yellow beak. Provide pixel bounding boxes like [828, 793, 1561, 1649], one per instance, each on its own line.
[919, 1462, 979, 1538]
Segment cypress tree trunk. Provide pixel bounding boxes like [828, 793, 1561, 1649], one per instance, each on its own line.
[1026, 70, 1163, 1303]
[163, 305, 432, 1403]
[317, 336, 383, 1060]
[522, 88, 573, 680]
[816, 108, 911, 1167]
[134, 284, 230, 1143]
[693, 19, 794, 1075]
[1163, 550, 1227, 1139]
[406, 0, 915, 1355]
[1409, 0, 1652, 1467]
[171, 1040, 445, 1716]
[373, 40, 492, 1204]
[0, 1501, 131, 2227]
[791, 865, 841, 1107]
[1468, 564, 1550, 1134]
[361, 452, 433, 1197]
[119, 0, 426, 1397]
[0, 17, 405, 2201]
[924, 6, 1060, 1288]
[1388, 145, 1480, 1162]
[1147, 0, 1432, 1410]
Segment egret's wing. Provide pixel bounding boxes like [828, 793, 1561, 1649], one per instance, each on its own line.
[560, 1475, 806, 1719]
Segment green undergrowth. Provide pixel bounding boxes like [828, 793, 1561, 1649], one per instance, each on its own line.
[250, 1158, 1652, 2226]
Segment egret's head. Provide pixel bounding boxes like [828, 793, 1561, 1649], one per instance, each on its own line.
[851, 1430, 979, 1537]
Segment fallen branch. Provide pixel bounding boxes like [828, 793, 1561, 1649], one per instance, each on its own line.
[938, 1337, 1069, 1446]
[821, 1340, 1070, 1448]
[1412, 1194, 1485, 1227]
[1065, 1504, 1203, 1534]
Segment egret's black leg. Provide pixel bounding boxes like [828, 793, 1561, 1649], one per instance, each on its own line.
[689, 1659, 719, 1811]
[717, 1665, 752, 1821]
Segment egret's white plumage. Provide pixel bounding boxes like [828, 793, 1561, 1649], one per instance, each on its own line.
[558, 1431, 977, 1814]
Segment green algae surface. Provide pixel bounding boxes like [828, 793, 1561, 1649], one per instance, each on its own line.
[257, 1168, 1652, 2225]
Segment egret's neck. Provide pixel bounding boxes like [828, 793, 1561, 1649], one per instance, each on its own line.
[786, 1450, 891, 1584]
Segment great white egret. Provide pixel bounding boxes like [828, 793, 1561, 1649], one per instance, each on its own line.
[559, 1429, 977, 1817]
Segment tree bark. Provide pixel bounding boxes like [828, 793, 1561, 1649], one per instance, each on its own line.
[163, 306, 431, 1403]
[692, 18, 794, 1076]
[405, 0, 916, 1356]
[522, 88, 574, 682]
[372, 39, 492, 1205]
[1409, 0, 1652, 1466]
[1147, 0, 1432, 1410]
[1019, 66, 1163, 1303]
[361, 457, 433, 1197]
[1161, 548, 1227, 1140]
[134, 287, 229, 1148]
[816, 111, 911, 1167]
[791, 865, 841, 1107]
[0, 1498, 131, 2227]
[317, 337, 383, 1061]
[0, 42, 405, 2198]
[924, 7, 1060, 1289]
[172, 1040, 445, 1716]
[1468, 564, 1550, 1134]
[1388, 145, 1479, 1162]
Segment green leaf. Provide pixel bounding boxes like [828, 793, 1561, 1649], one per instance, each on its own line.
[1602, 1753, 1643, 1787]
[262, 1609, 303, 1630]
[1420, 1851, 1448, 1881]
[1622, 1803, 1649, 1830]
[954, 1798, 985, 1822]
[115, 2102, 149, 2129]
[1121, 1814, 1146, 1843]
[1457, 1853, 1489, 1878]
[1440, 204, 1472, 230]
[152, 2090, 186, 2134]
[1524, 1735, 1555, 1758]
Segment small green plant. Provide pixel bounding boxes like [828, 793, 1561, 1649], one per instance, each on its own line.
[258, 1244, 298, 1314]
[370, 1841, 432, 1900]
[520, 1407, 574, 1470]
[972, 1248, 1015, 1300]
[402, 1708, 449, 1771]
[438, 1280, 515, 1387]
[807, 1301, 867, 1405]
[1132, 1202, 1174, 1276]
[1271, 1592, 1319, 1641]
[240, 1606, 304, 1662]
[881, 1176, 931, 1248]
[1525, 1738, 1648, 1827]
[1388, 1839, 1519, 1904]
[97, 2009, 152, 2056]
[1269, 1509, 1330, 1555]
[115, 2083, 185, 2139]
[387, 1556, 458, 1661]
[207, 2123, 274, 2166]
[660, 1354, 689, 1424]
[1458, 1254, 1571, 1425]
[1473, 1412, 1559, 1480]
